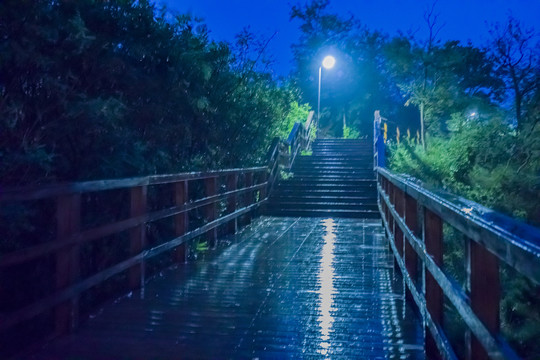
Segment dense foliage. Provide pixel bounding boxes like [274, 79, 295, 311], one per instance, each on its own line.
[0, 0, 306, 186]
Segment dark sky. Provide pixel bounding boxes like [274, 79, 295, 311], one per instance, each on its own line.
[159, 0, 540, 76]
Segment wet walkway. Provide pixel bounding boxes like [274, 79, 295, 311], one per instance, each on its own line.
[25, 217, 424, 359]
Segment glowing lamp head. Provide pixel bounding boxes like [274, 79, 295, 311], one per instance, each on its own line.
[322, 55, 335, 69]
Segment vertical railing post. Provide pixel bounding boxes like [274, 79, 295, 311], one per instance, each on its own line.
[55, 193, 81, 334]
[129, 186, 147, 289]
[383, 178, 390, 229]
[174, 180, 189, 263]
[404, 193, 419, 293]
[205, 176, 218, 248]
[468, 240, 500, 360]
[256, 171, 268, 216]
[259, 171, 268, 201]
[424, 209, 444, 360]
[387, 181, 399, 270]
[226, 173, 238, 234]
[242, 172, 253, 226]
[394, 188, 404, 258]
[388, 181, 395, 239]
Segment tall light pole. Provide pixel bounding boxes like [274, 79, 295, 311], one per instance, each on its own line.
[317, 55, 335, 137]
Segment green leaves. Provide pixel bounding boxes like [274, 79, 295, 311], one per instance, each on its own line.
[0, 0, 295, 185]
[278, 101, 311, 138]
[389, 113, 539, 224]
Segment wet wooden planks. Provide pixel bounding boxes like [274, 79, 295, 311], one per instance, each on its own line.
[23, 216, 424, 360]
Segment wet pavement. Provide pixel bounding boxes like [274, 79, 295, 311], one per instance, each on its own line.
[24, 216, 424, 359]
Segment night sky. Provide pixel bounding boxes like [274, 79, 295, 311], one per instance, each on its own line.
[159, 0, 540, 76]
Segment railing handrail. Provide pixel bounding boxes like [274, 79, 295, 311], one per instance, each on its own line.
[373, 110, 386, 168]
[0, 166, 267, 202]
[286, 122, 301, 145]
[287, 113, 313, 169]
[378, 167, 540, 283]
[376, 166, 540, 359]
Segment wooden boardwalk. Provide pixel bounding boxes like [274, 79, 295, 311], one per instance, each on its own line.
[23, 217, 424, 359]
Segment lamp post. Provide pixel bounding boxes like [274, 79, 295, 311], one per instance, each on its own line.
[317, 55, 335, 137]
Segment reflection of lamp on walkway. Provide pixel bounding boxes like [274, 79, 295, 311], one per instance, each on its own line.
[317, 55, 336, 137]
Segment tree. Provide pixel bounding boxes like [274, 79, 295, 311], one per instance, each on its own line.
[384, 34, 503, 146]
[489, 16, 540, 130]
[0, 0, 298, 185]
[290, 0, 399, 137]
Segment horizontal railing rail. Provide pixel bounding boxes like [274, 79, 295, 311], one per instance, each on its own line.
[0, 167, 266, 202]
[376, 166, 540, 360]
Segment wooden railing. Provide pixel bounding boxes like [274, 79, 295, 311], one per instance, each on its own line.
[376, 167, 540, 360]
[0, 168, 268, 339]
[0, 114, 310, 355]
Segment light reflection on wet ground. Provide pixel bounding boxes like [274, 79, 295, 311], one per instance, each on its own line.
[25, 216, 424, 359]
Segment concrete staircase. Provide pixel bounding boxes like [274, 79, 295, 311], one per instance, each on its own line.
[265, 138, 379, 218]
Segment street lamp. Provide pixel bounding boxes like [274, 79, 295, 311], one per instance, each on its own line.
[317, 55, 336, 137]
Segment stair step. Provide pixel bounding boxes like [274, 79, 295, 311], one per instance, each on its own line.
[266, 139, 378, 218]
[269, 195, 376, 201]
[274, 191, 376, 198]
[291, 169, 373, 173]
[311, 150, 372, 154]
[267, 202, 378, 211]
[274, 192, 377, 199]
[295, 158, 372, 161]
[290, 171, 374, 176]
[279, 179, 376, 185]
[296, 155, 372, 160]
[307, 152, 373, 156]
[274, 188, 376, 194]
[312, 146, 372, 149]
[292, 166, 372, 171]
[276, 181, 377, 193]
[284, 178, 374, 184]
[313, 140, 372, 144]
[264, 208, 380, 219]
[295, 163, 372, 167]
[291, 170, 372, 175]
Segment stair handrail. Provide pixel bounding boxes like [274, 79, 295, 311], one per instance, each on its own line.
[266, 137, 288, 196]
[286, 110, 314, 169]
[266, 111, 313, 197]
[373, 110, 386, 168]
[304, 110, 315, 149]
